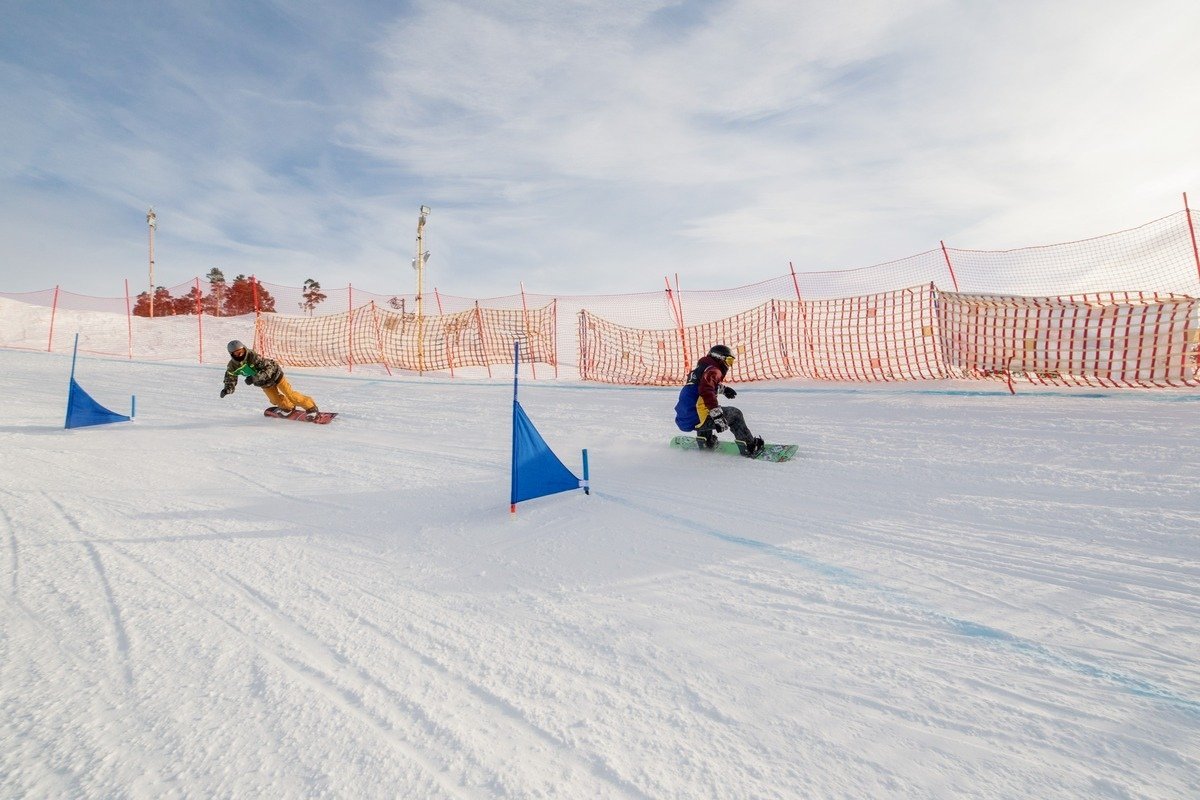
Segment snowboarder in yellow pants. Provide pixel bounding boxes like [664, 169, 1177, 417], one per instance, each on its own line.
[220, 340, 319, 419]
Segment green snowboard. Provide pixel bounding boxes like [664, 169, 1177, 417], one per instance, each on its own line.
[670, 435, 799, 463]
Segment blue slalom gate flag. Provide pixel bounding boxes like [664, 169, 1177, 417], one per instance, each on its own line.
[64, 334, 133, 429]
[509, 341, 588, 512]
[511, 400, 581, 505]
[65, 378, 132, 429]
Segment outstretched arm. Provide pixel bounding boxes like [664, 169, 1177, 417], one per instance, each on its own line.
[221, 366, 240, 397]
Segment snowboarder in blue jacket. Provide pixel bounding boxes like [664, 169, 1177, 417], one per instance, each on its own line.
[674, 344, 764, 457]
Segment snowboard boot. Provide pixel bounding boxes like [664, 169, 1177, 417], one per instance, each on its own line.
[305, 406, 319, 421]
[741, 436, 765, 458]
[697, 429, 718, 449]
[273, 407, 294, 417]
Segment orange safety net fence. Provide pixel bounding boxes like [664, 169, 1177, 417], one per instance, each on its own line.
[2, 207, 1198, 390]
[794, 285, 946, 382]
[579, 285, 946, 385]
[938, 291, 1200, 389]
[256, 300, 558, 374]
[578, 285, 1197, 388]
[945, 212, 1200, 296]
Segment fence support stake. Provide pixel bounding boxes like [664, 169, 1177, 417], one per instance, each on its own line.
[195, 277, 204, 363]
[125, 279, 133, 359]
[940, 240, 961, 292]
[47, 285, 59, 352]
[1185, 193, 1200, 285]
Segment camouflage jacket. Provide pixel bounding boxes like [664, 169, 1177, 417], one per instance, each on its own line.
[223, 349, 284, 394]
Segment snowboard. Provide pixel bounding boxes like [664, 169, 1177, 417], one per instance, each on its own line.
[264, 407, 338, 424]
[670, 435, 798, 463]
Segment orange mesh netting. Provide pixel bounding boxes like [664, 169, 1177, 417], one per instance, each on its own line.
[938, 291, 1199, 388]
[256, 300, 558, 374]
[579, 285, 945, 385]
[946, 212, 1200, 296]
[798, 285, 946, 382]
[3, 206, 1198, 390]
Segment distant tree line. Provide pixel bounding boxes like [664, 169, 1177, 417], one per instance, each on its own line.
[132, 269, 327, 317]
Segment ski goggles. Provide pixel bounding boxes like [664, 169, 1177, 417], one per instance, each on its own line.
[721, 354, 735, 366]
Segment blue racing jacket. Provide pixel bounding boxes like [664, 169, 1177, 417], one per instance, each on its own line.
[674, 355, 726, 431]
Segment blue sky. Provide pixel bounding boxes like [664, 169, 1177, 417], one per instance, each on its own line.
[2, 0, 1198, 298]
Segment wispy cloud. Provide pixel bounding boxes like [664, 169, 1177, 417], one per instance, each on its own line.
[1, 0, 1197, 297]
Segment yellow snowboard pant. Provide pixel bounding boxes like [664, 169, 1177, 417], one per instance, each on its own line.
[261, 377, 315, 412]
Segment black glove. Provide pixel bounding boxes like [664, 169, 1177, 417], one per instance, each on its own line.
[708, 406, 728, 432]
[245, 375, 255, 385]
[722, 386, 737, 399]
[220, 388, 230, 398]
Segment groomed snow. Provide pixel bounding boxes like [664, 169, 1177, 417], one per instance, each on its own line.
[1, 346, 1197, 798]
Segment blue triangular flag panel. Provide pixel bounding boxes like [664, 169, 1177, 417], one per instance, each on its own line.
[65, 378, 131, 429]
[511, 401, 580, 505]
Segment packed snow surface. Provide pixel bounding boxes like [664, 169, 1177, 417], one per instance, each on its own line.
[2, 347, 1197, 798]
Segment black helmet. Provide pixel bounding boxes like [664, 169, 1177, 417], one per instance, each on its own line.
[227, 340, 247, 358]
[708, 344, 734, 362]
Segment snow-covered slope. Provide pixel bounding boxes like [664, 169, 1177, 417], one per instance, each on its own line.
[2, 347, 1197, 798]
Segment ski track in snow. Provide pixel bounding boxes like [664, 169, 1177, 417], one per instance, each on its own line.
[44, 494, 135, 689]
[1, 345, 1198, 799]
[599, 487, 1200, 719]
[2, 500, 18, 598]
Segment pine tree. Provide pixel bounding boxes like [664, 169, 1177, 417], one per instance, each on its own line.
[174, 285, 204, 315]
[133, 287, 179, 317]
[223, 275, 276, 315]
[204, 268, 227, 316]
[300, 279, 327, 315]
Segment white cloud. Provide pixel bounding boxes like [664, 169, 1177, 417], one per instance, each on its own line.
[1, 0, 1198, 297]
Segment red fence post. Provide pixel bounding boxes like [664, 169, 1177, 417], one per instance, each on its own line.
[474, 301, 492, 378]
[195, 277, 204, 363]
[125, 279, 133, 359]
[434, 289, 453, 378]
[790, 262, 816, 377]
[940, 241, 961, 292]
[1185, 193, 1200, 285]
[47, 285, 59, 352]
[520, 282, 536, 380]
[552, 297, 559, 379]
[665, 275, 689, 370]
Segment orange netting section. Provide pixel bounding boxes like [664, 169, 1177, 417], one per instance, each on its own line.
[579, 285, 945, 385]
[946, 212, 1200, 296]
[255, 300, 559, 373]
[2, 206, 1198, 391]
[938, 291, 1200, 388]
[798, 285, 946, 382]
